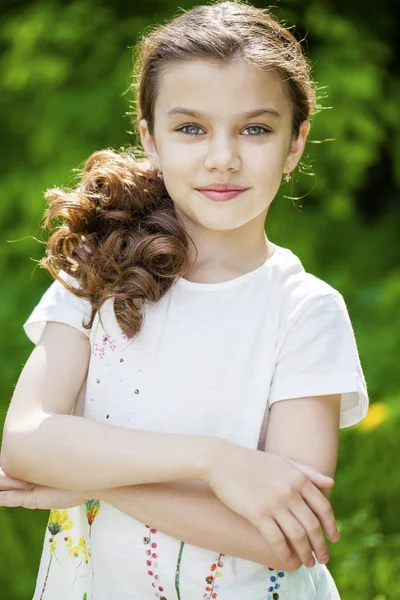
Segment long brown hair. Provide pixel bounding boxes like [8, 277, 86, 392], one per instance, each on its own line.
[39, 0, 321, 339]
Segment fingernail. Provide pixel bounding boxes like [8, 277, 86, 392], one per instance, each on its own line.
[307, 559, 315, 568]
[320, 554, 329, 564]
[332, 532, 340, 542]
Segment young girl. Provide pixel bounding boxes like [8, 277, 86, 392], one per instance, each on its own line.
[1, 1, 369, 599]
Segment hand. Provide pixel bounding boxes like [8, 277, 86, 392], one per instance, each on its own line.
[205, 441, 339, 569]
[0, 467, 87, 510]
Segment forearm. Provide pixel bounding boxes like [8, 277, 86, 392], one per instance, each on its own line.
[1, 412, 214, 491]
[89, 480, 297, 572]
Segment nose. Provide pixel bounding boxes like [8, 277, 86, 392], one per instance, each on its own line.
[203, 133, 241, 173]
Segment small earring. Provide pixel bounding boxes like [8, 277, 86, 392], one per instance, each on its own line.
[283, 171, 291, 183]
[156, 168, 163, 181]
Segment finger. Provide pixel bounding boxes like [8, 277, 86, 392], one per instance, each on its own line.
[273, 508, 315, 568]
[257, 517, 297, 567]
[0, 490, 26, 508]
[289, 461, 334, 488]
[0, 473, 34, 491]
[288, 500, 329, 564]
[302, 479, 339, 542]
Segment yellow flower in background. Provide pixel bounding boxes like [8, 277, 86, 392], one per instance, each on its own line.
[357, 402, 389, 431]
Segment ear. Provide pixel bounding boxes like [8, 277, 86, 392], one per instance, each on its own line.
[139, 119, 160, 169]
[284, 120, 311, 174]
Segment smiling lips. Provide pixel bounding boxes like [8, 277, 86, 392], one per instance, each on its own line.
[197, 189, 247, 201]
[196, 183, 249, 202]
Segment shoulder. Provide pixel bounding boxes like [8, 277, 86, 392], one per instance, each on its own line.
[271, 243, 344, 330]
[23, 269, 95, 346]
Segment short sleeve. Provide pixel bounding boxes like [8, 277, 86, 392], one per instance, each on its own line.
[23, 270, 93, 345]
[268, 292, 369, 429]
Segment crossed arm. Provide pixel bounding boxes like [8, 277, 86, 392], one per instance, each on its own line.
[1, 396, 340, 571]
[2, 395, 339, 571]
[86, 394, 340, 569]
[1, 323, 340, 571]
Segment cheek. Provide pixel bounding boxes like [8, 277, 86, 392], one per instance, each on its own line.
[251, 155, 286, 182]
[243, 137, 288, 169]
[163, 150, 193, 177]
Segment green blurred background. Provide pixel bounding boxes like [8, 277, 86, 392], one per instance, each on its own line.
[0, 0, 399, 598]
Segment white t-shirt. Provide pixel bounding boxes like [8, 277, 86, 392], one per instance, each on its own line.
[23, 241, 368, 600]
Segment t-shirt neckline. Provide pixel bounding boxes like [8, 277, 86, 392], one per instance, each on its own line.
[175, 241, 280, 291]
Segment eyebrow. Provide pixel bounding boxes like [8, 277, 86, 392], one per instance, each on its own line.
[165, 106, 281, 120]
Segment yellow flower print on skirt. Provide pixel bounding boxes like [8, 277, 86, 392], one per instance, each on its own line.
[40, 509, 73, 599]
[38, 501, 101, 600]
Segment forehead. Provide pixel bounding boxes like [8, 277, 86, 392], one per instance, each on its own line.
[155, 59, 291, 121]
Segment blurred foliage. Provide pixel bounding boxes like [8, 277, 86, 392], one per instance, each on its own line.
[0, 0, 399, 598]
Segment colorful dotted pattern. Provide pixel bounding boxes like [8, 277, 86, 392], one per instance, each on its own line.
[266, 568, 285, 599]
[92, 333, 117, 359]
[143, 525, 168, 599]
[203, 554, 225, 599]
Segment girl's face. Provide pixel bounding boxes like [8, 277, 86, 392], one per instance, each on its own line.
[140, 58, 309, 235]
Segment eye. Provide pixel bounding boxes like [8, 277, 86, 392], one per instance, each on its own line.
[175, 124, 272, 137]
[176, 124, 204, 136]
[242, 125, 272, 137]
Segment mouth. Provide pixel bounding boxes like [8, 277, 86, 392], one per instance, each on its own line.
[196, 189, 248, 202]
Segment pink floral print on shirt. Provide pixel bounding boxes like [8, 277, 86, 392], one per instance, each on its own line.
[92, 332, 117, 359]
